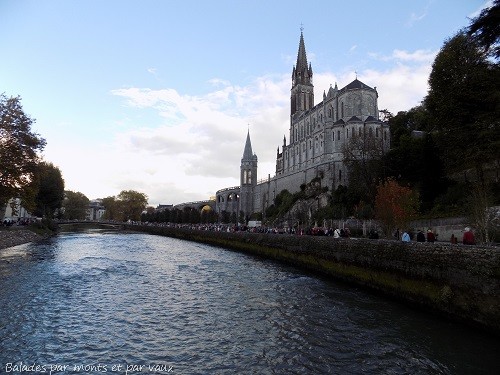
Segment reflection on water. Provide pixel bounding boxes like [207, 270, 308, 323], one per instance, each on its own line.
[0, 230, 498, 374]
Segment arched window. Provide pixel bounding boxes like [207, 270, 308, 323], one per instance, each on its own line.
[339, 170, 342, 182]
[369, 128, 373, 137]
[376, 128, 379, 137]
[359, 127, 362, 137]
[347, 128, 349, 138]
[341, 102, 344, 118]
[337, 130, 340, 140]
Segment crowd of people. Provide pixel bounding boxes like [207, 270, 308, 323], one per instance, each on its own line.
[2, 217, 38, 227]
[105, 220, 479, 245]
[396, 227, 475, 245]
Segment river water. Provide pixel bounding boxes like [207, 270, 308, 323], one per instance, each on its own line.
[0, 229, 498, 375]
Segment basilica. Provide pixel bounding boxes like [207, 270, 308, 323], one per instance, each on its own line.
[215, 31, 390, 222]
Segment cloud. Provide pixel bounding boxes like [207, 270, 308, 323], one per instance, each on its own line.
[369, 49, 437, 63]
[406, 11, 427, 27]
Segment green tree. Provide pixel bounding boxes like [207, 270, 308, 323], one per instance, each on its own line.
[33, 162, 65, 218]
[0, 94, 46, 217]
[342, 130, 386, 205]
[468, 0, 500, 59]
[425, 31, 500, 184]
[102, 196, 118, 221]
[116, 190, 148, 221]
[63, 191, 90, 220]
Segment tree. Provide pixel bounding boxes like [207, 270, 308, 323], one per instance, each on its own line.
[102, 196, 118, 221]
[0, 94, 46, 217]
[63, 191, 90, 220]
[468, 0, 500, 59]
[116, 190, 148, 221]
[425, 31, 500, 184]
[33, 162, 65, 218]
[342, 129, 386, 205]
[374, 178, 419, 237]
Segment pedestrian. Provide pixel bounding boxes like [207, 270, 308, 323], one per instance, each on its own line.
[402, 230, 410, 242]
[450, 234, 457, 244]
[426, 229, 436, 243]
[416, 229, 425, 242]
[333, 228, 341, 238]
[462, 227, 475, 245]
[394, 228, 400, 240]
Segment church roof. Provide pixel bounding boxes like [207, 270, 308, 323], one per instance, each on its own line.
[364, 115, 379, 122]
[344, 78, 373, 90]
[242, 130, 257, 161]
[333, 119, 345, 125]
[296, 31, 309, 72]
[347, 116, 362, 122]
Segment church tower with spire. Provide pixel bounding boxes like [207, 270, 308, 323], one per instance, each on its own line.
[239, 130, 258, 221]
[216, 30, 389, 225]
[290, 30, 314, 117]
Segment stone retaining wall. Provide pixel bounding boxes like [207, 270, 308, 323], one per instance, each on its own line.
[127, 224, 500, 335]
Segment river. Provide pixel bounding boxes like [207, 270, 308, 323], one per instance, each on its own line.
[0, 229, 498, 374]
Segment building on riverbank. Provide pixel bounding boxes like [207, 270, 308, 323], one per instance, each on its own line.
[215, 31, 390, 222]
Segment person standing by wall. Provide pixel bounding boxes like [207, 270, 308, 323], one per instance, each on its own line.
[426, 229, 436, 243]
[463, 227, 475, 245]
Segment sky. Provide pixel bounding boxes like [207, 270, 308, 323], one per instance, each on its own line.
[0, 0, 492, 207]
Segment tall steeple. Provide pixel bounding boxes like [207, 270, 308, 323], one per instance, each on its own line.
[291, 29, 314, 116]
[240, 130, 258, 221]
[242, 130, 254, 160]
[295, 31, 310, 79]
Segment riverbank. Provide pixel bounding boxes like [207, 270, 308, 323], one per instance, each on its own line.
[126, 224, 500, 336]
[0, 227, 45, 250]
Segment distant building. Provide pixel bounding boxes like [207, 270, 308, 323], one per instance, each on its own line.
[156, 204, 173, 211]
[87, 199, 105, 221]
[216, 31, 390, 222]
[2, 198, 35, 221]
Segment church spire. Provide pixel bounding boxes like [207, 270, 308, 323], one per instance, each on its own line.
[296, 30, 308, 73]
[291, 29, 314, 116]
[242, 129, 254, 160]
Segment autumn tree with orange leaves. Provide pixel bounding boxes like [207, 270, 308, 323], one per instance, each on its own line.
[375, 178, 419, 237]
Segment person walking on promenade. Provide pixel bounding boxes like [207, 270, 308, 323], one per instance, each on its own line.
[463, 227, 475, 245]
[426, 229, 436, 243]
[394, 228, 400, 240]
[416, 229, 425, 242]
[450, 234, 458, 244]
[402, 230, 411, 242]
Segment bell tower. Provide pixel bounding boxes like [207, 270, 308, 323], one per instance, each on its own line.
[291, 30, 314, 116]
[239, 130, 258, 222]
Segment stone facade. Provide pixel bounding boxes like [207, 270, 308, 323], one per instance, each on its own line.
[216, 31, 390, 222]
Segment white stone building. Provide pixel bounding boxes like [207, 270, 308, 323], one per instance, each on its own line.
[216, 31, 390, 222]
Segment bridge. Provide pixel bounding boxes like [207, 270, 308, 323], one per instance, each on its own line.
[57, 221, 123, 229]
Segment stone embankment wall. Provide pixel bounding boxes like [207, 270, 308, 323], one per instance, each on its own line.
[127, 224, 500, 335]
[0, 229, 44, 250]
